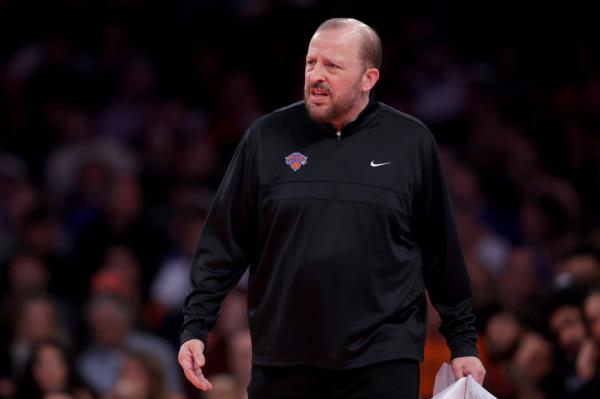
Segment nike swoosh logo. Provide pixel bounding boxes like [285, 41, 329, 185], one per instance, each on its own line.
[370, 161, 391, 167]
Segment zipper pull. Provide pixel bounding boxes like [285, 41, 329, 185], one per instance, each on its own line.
[336, 130, 341, 145]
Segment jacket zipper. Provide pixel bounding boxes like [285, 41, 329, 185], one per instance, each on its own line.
[336, 130, 341, 146]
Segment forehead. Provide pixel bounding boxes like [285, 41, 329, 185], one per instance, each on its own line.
[307, 27, 362, 61]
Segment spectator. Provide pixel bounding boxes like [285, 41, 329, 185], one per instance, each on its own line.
[544, 285, 589, 398]
[77, 294, 183, 398]
[7, 294, 70, 379]
[16, 339, 96, 399]
[107, 350, 169, 399]
[576, 288, 600, 396]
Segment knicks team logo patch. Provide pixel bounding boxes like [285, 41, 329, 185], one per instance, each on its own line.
[285, 152, 308, 171]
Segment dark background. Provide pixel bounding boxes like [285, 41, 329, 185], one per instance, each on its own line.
[1, 1, 599, 398]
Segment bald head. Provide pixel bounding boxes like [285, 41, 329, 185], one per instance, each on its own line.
[314, 18, 382, 69]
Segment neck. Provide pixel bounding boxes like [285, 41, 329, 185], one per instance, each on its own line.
[329, 92, 370, 131]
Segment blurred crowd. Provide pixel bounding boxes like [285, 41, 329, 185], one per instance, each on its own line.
[0, 1, 599, 398]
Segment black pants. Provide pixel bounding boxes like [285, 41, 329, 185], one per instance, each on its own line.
[247, 359, 419, 399]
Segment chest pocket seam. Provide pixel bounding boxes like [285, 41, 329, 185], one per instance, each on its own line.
[260, 179, 412, 216]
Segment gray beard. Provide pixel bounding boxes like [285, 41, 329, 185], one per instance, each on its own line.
[304, 86, 362, 125]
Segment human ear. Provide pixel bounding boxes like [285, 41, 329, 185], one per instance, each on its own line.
[362, 68, 380, 91]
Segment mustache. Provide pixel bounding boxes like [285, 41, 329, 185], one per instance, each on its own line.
[306, 82, 331, 93]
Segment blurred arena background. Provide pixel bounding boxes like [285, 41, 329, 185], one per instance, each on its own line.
[0, 1, 599, 398]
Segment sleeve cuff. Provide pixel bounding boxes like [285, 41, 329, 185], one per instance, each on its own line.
[180, 325, 208, 350]
[450, 346, 480, 359]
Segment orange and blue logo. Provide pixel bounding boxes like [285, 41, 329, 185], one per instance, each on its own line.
[285, 152, 308, 171]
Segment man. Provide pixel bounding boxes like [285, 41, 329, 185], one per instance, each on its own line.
[536, 284, 587, 399]
[575, 288, 600, 396]
[546, 286, 588, 362]
[544, 285, 588, 398]
[179, 18, 485, 398]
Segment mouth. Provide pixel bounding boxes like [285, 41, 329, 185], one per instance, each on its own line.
[308, 88, 330, 103]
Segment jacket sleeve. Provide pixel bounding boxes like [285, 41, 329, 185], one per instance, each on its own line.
[179, 128, 259, 348]
[414, 133, 479, 359]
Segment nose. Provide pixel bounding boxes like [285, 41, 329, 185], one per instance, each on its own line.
[307, 62, 326, 83]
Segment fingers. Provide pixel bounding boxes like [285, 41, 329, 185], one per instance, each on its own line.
[192, 343, 206, 369]
[183, 364, 213, 391]
[450, 357, 486, 385]
[463, 364, 486, 384]
[451, 360, 468, 380]
[451, 363, 464, 380]
[470, 367, 486, 384]
[178, 340, 213, 391]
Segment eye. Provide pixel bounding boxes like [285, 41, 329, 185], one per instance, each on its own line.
[326, 62, 339, 69]
[306, 59, 315, 66]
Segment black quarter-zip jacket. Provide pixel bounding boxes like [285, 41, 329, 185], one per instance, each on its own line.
[180, 94, 478, 368]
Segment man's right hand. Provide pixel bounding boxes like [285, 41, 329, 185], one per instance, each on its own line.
[178, 339, 213, 391]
